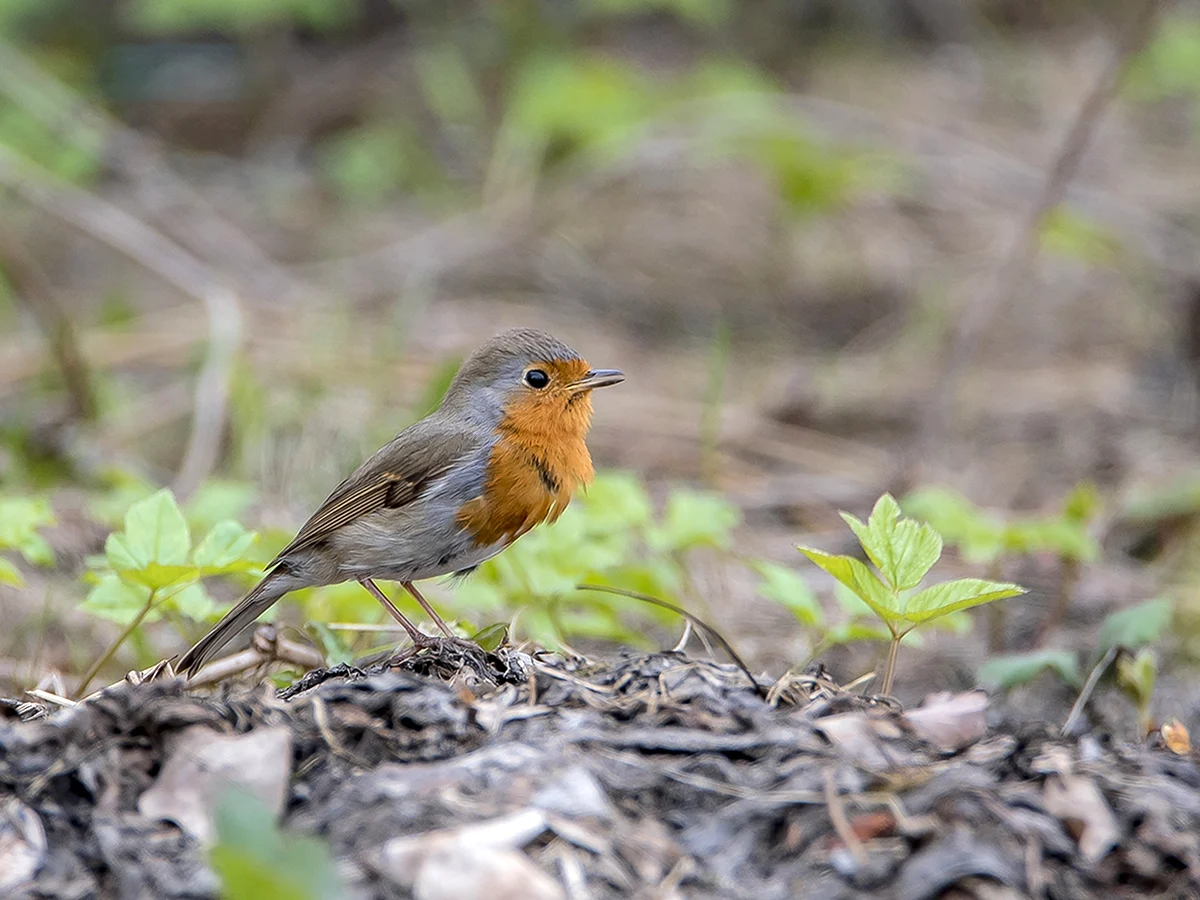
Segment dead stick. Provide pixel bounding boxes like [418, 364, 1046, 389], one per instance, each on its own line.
[0, 223, 96, 420]
[0, 145, 244, 500]
[909, 0, 1170, 480]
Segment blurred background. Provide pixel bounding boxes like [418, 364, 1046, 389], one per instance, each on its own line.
[2, 0, 1200, 726]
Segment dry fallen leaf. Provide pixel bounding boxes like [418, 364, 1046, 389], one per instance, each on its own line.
[904, 690, 989, 751]
[372, 810, 563, 900]
[1162, 718, 1191, 755]
[1043, 773, 1120, 864]
[137, 725, 292, 844]
[0, 798, 46, 892]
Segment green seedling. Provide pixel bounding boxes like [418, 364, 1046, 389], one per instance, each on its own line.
[797, 494, 1025, 695]
[1117, 647, 1158, 736]
[0, 494, 55, 586]
[79, 488, 262, 693]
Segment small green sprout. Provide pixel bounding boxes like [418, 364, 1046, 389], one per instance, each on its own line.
[798, 494, 1026, 695]
[79, 488, 262, 693]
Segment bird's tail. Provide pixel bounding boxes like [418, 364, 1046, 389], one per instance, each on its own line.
[176, 572, 291, 677]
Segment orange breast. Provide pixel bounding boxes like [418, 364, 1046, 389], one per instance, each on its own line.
[456, 381, 596, 547]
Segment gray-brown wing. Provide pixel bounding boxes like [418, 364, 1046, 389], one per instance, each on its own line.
[270, 424, 481, 564]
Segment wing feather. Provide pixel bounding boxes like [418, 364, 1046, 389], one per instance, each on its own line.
[269, 425, 480, 564]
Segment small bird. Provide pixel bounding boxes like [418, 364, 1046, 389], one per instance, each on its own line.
[177, 328, 623, 677]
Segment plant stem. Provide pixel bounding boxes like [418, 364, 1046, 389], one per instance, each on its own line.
[881, 631, 902, 697]
[76, 588, 158, 696]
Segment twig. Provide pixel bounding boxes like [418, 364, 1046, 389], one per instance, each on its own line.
[824, 768, 868, 866]
[575, 583, 765, 699]
[0, 144, 244, 500]
[0, 41, 309, 307]
[1062, 644, 1120, 736]
[76, 588, 161, 697]
[0, 222, 96, 420]
[909, 0, 1170, 479]
[180, 625, 325, 688]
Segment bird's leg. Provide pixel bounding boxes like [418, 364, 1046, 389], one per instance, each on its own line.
[358, 578, 428, 644]
[401, 581, 456, 639]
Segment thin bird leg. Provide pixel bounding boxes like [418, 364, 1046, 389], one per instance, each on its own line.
[402, 581, 456, 639]
[358, 578, 426, 644]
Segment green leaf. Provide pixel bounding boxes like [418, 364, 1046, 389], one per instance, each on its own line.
[193, 521, 258, 572]
[82, 574, 158, 624]
[212, 791, 342, 900]
[842, 494, 942, 591]
[754, 561, 823, 626]
[307, 622, 351, 666]
[649, 490, 740, 552]
[0, 555, 23, 587]
[166, 582, 215, 622]
[1096, 597, 1173, 657]
[117, 562, 199, 591]
[120, 489, 191, 568]
[472, 622, 510, 652]
[796, 546, 898, 627]
[978, 649, 1082, 690]
[1116, 647, 1157, 709]
[0, 495, 56, 565]
[824, 620, 893, 646]
[902, 578, 1025, 624]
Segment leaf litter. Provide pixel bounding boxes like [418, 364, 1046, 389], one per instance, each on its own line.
[1, 648, 1199, 899]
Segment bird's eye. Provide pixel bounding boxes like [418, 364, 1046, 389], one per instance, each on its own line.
[524, 369, 550, 389]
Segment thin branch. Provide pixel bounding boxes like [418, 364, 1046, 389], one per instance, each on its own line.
[0, 41, 310, 307]
[1063, 645, 1121, 736]
[0, 222, 96, 420]
[0, 145, 244, 500]
[909, 0, 1170, 479]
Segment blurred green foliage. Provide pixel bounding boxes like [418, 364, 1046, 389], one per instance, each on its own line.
[902, 482, 1101, 566]
[0, 495, 55, 586]
[212, 790, 343, 900]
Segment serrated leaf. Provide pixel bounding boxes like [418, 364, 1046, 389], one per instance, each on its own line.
[902, 578, 1025, 624]
[1096, 597, 1173, 658]
[0, 556, 23, 586]
[754, 561, 823, 626]
[978, 649, 1082, 690]
[120, 489, 191, 568]
[855, 494, 943, 590]
[796, 546, 898, 627]
[193, 521, 258, 571]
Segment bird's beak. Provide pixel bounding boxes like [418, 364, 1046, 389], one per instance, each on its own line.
[570, 368, 625, 392]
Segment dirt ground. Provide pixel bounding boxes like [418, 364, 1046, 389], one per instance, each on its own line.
[3, 648, 1199, 900]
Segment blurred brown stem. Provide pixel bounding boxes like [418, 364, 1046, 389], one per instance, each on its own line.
[0, 145, 244, 500]
[0, 224, 96, 421]
[908, 0, 1170, 483]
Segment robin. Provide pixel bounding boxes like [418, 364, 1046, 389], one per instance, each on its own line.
[176, 327, 623, 677]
